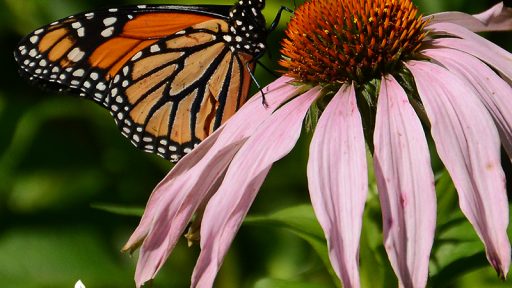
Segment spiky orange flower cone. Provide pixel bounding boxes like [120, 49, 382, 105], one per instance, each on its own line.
[280, 0, 428, 84]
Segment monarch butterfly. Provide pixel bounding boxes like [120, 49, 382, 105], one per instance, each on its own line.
[14, 0, 282, 162]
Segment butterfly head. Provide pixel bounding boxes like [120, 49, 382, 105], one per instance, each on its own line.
[250, 0, 265, 9]
[227, 0, 267, 56]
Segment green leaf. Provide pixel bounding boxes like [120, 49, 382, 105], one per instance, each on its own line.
[359, 186, 398, 287]
[245, 205, 340, 288]
[91, 203, 144, 217]
[435, 170, 459, 227]
[254, 278, 331, 288]
[429, 252, 490, 288]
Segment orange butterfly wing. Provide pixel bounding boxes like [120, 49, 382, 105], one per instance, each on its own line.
[15, 6, 229, 106]
[14, 5, 258, 161]
[109, 18, 254, 160]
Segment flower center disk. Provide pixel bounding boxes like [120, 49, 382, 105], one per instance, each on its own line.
[280, 0, 428, 85]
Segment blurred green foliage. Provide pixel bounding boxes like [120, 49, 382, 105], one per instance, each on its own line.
[0, 0, 511, 287]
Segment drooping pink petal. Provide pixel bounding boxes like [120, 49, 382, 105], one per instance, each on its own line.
[426, 2, 512, 32]
[373, 75, 436, 288]
[124, 77, 297, 252]
[424, 47, 512, 159]
[307, 84, 367, 288]
[473, 2, 512, 30]
[428, 23, 512, 82]
[406, 60, 511, 278]
[124, 77, 302, 287]
[191, 87, 321, 287]
[122, 129, 223, 252]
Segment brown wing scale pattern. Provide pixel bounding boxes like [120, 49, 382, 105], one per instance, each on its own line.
[110, 19, 253, 161]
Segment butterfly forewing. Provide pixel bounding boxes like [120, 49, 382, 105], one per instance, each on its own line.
[14, 6, 229, 107]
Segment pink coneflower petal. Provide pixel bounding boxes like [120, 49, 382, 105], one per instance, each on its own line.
[124, 77, 301, 287]
[407, 60, 511, 278]
[429, 23, 512, 82]
[426, 2, 512, 32]
[122, 129, 222, 252]
[191, 87, 321, 287]
[424, 47, 512, 159]
[125, 76, 297, 251]
[307, 84, 367, 288]
[373, 75, 436, 288]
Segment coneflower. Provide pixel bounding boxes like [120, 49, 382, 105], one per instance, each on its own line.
[123, 2, 512, 287]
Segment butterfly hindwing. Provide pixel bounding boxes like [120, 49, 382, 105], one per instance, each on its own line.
[109, 19, 254, 161]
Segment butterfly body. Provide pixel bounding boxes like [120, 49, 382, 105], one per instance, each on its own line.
[14, 0, 267, 161]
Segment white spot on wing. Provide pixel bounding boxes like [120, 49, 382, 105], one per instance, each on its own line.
[73, 69, 85, 77]
[101, 27, 114, 37]
[67, 47, 85, 62]
[96, 82, 107, 91]
[150, 45, 160, 52]
[132, 51, 142, 60]
[103, 17, 117, 26]
[77, 27, 85, 37]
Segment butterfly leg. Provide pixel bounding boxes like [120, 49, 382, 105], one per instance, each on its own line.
[265, 6, 294, 61]
[268, 6, 294, 33]
[244, 6, 293, 109]
[245, 60, 269, 108]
